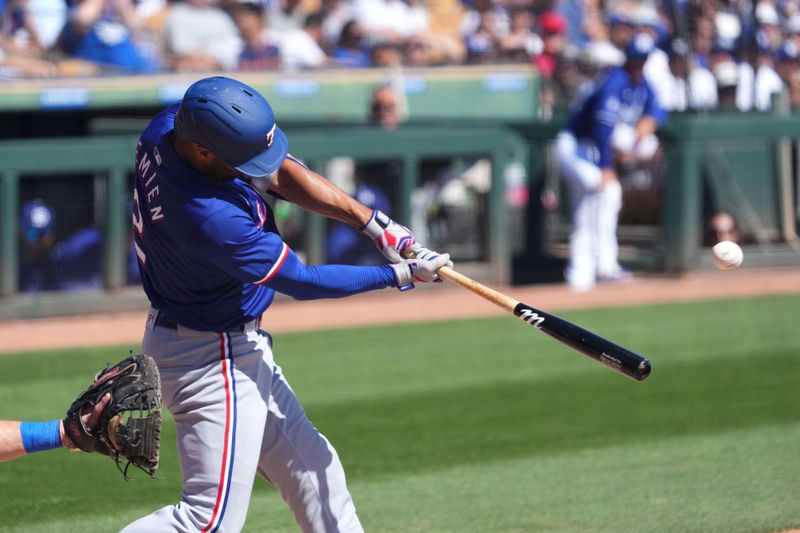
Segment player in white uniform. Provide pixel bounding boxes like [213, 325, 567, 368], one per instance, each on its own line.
[123, 76, 451, 532]
[555, 33, 668, 292]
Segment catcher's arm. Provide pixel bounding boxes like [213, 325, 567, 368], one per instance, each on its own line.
[0, 394, 110, 462]
[63, 353, 162, 478]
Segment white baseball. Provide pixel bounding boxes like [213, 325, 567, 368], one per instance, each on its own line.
[712, 241, 743, 270]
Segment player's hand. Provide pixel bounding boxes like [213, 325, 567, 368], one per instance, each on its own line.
[361, 209, 415, 263]
[390, 248, 452, 290]
[61, 393, 111, 449]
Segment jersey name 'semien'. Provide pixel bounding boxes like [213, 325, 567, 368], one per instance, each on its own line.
[132, 102, 287, 331]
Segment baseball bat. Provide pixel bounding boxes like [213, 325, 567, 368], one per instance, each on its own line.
[435, 266, 651, 381]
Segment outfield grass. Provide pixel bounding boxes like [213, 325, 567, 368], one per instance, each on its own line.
[0, 294, 798, 532]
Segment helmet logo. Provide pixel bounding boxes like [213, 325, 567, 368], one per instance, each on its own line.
[266, 124, 276, 148]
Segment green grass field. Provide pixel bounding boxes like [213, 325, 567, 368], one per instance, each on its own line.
[0, 293, 799, 533]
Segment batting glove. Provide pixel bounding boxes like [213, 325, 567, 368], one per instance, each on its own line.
[362, 209, 415, 263]
[390, 249, 452, 291]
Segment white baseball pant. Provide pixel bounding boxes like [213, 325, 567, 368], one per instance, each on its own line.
[555, 132, 623, 291]
[120, 308, 363, 533]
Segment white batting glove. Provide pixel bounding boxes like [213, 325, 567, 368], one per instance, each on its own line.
[390, 249, 452, 291]
[410, 245, 454, 275]
[361, 209, 415, 263]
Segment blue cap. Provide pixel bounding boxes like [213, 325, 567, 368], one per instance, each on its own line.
[626, 33, 655, 61]
[175, 76, 289, 178]
[20, 199, 54, 243]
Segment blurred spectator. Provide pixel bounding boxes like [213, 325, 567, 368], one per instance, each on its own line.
[705, 210, 742, 246]
[714, 59, 740, 109]
[331, 18, 369, 67]
[582, 39, 625, 71]
[369, 38, 402, 66]
[709, 38, 755, 111]
[787, 68, 800, 109]
[776, 40, 800, 82]
[8, 0, 68, 54]
[691, 16, 715, 69]
[325, 84, 402, 264]
[17, 199, 123, 292]
[233, 0, 281, 71]
[280, 11, 328, 69]
[752, 31, 784, 110]
[535, 11, 568, 113]
[265, 0, 307, 33]
[5, 0, 800, 120]
[755, 1, 782, 50]
[460, 0, 508, 42]
[326, 184, 393, 265]
[403, 32, 464, 66]
[634, 5, 673, 109]
[354, 0, 427, 46]
[558, 0, 589, 47]
[0, 45, 60, 77]
[319, 0, 355, 48]
[18, 199, 56, 292]
[534, 11, 566, 78]
[607, 11, 633, 51]
[498, 6, 541, 62]
[404, 33, 433, 65]
[714, 7, 744, 55]
[370, 83, 401, 128]
[664, 37, 717, 111]
[555, 39, 622, 105]
[60, 0, 155, 72]
[164, 0, 242, 72]
[464, 9, 502, 63]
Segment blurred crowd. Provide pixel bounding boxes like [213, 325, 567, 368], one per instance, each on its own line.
[1, 0, 800, 112]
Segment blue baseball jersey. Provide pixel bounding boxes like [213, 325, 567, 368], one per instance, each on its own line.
[133, 102, 397, 331]
[132, 102, 289, 331]
[565, 66, 668, 168]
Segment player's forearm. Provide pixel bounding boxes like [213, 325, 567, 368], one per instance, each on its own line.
[0, 421, 25, 461]
[271, 159, 372, 228]
[268, 249, 396, 299]
[0, 420, 65, 462]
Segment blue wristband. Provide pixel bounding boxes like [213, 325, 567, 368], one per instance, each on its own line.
[20, 420, 63, 454]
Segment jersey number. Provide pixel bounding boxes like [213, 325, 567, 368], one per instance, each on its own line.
[132, 188, 147, 267]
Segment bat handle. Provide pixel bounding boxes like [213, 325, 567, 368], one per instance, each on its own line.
[436, 266, 519, 314]
[402, 249, 519, 313]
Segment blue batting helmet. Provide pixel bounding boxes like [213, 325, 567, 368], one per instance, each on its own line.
[175, 76, 289, 178]
[626, 33, 656, 62]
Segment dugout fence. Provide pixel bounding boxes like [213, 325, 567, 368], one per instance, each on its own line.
[1, 75, 800, 318]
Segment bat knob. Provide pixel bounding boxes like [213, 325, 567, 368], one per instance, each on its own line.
[635, 359, 652, 381]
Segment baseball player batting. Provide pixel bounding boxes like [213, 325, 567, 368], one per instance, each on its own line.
[555, 32, 668, 292]
[124, 76, 451, 532]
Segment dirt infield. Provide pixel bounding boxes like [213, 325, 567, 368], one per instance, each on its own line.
[1, 267, 798, 354]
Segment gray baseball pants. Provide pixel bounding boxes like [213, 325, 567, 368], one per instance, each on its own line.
[120, 308, 363, 533]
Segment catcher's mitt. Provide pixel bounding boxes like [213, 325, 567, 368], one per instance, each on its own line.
[63, 353, 162, 479]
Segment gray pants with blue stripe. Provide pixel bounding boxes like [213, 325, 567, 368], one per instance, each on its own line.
[120, 309, 363, 533]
